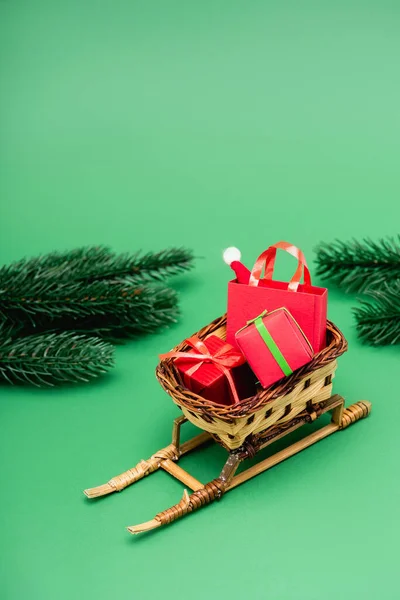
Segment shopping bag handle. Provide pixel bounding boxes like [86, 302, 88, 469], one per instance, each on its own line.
[248, 241, 311, 292]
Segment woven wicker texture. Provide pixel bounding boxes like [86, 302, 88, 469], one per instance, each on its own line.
[155, 479, 226, 527]
[156, 316, 348, 450]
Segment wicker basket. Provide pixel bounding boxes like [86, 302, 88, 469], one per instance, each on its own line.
[156, 315, 348, 450]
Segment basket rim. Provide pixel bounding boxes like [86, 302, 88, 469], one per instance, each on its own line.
[156, 315, 348, 421]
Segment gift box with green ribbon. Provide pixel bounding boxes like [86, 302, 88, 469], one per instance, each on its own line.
[235, 308, 314, 388]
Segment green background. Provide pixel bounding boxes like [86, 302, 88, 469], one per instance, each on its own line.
[1, 1, 399, 599]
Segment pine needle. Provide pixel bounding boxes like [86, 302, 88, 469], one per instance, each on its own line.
[56, 285, 180, 340]
[0, 246, 193, 385]
[354, 280, 400, 345]
[0, 246, 194, 288]
[0, 276, 179, 330]
[315, 236, 400, 293]
[0, 331, 115, 386]
[80, 247, 195, 283]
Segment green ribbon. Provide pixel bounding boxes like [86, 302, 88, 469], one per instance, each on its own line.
[251, 313, 293, 377]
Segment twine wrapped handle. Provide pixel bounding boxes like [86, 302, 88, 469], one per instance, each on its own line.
[249, 241, 311, 292]
[160, 336, 245, 404]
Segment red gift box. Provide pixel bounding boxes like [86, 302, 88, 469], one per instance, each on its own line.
[227, 241, 327, 353]
[160, 335, 256, 406]
[235, 308, 314, 389]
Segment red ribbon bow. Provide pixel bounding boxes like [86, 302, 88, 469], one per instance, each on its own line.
[159, 336, 244, 404]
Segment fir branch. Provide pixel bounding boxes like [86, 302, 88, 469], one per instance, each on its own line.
[76, 247, 195, 283]
[0, 247, 109, 286]
[50, 285, 180, 340]
[0, 246, 194, 288]
[315, 236, 400, 293]
[1, 281, 179, 339]
[354, 281, 400, 345]
[0, 275, 175, 323]
[0, 278, 137, 323]
[0, 246, 191, 387]
[0, 331, 115, 386]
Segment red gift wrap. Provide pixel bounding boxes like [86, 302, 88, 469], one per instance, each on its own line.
[160, 335, 256, 406]
[235, 308, 314, 389]
[227, 241, 327, 353]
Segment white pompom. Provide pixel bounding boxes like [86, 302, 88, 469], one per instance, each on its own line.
[223, 247, 241, 265]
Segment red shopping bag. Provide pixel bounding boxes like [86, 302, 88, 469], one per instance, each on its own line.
[226, 241, 327, 353]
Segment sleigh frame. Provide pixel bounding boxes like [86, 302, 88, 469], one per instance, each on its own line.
[84, 315, 371, 534]
[84, 397, 371, 534]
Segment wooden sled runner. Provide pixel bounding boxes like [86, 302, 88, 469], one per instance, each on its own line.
[84, 316, 372, 534]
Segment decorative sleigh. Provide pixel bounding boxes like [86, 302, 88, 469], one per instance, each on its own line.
[84, 314, 371, 534]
